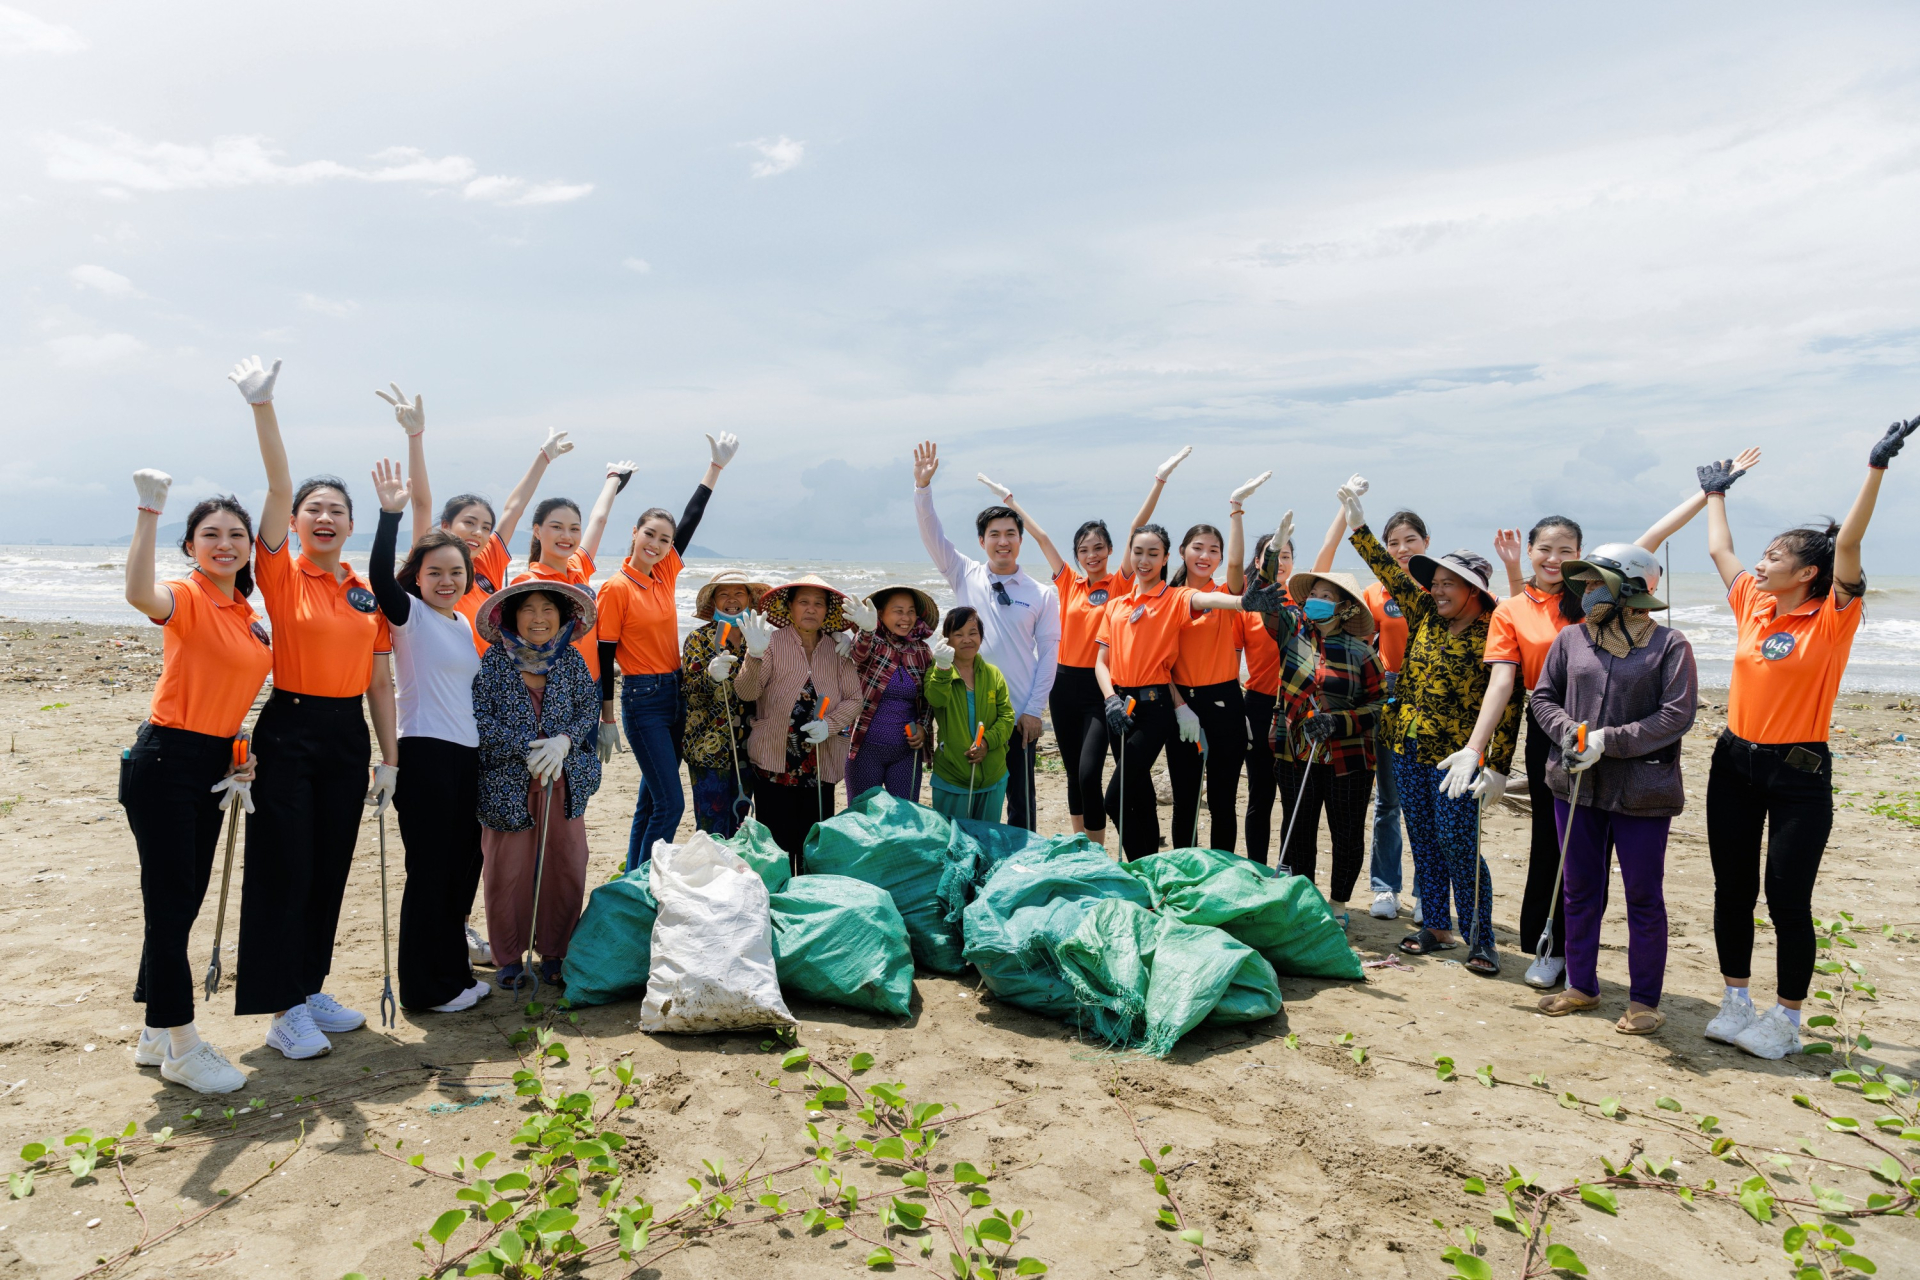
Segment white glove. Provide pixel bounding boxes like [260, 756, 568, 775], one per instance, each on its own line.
[606, 460, 637, 493]
[1175, 702, 1202, 744]
[801, 719, 831, 746]
[133, 469, 173, 514]
[1567, 727, 1608, 773]
[846, 597, 878, 633]
[210, 775, 254, 814]
[1470, 769, 1509, 809]
[977, 473, 1012, 501]
[1271, 509, 1295, 559]
[1438, 747, 1479, 799]
[527, 735, 571, 784]
[927, 635, 955, 670]
[739, 611, 773, 657]
[375, 383, 424, 436]
[705, 432, 740, 468]
[707, 652, 738, 683]
[833, 630, 855, 659]
[227, 356, 281, 406]
[1155, 446, 1192, 482]
[1229, 471, 1271, 508]
[365, 763, 397, 815]
[541, 427, 574, 461]
[597, 719, 622, 764]
[1337, 475, 1368, 530]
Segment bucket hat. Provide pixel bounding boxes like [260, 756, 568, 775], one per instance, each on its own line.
[694, 568, 774, 621]
[1408, 550, 1498, 613]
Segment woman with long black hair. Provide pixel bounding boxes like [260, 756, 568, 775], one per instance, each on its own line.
[121, 474, 270, 1093]
[226, 356, 398, 1060]
[512, 461, 635, 695]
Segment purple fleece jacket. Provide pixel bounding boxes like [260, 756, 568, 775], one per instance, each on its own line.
[1528, 620, 1698, 818]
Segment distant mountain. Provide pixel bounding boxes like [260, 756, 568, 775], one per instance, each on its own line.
[685, 544, 726, 559]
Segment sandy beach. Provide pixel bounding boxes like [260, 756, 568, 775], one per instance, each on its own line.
[1, 616, 1916, 1279]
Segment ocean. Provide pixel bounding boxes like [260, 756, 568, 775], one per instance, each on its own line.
[5, 545, 1919, 693]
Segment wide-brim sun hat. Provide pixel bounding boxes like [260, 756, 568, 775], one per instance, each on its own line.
[476, 579, 597, 645]
[1563, 558, 1665, 612]
[758, 574, 851, 630]
[864, 584, 940, 628]
[1408, 550, 1498, 613]
[695, 568, 774, 621]
[1287, 570, 1377, 638]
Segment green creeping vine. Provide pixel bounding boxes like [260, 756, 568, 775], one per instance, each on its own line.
[1108, 1082, 1213, 1279]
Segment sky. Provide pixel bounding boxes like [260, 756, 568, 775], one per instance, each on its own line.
[5, 2, 1920, 569]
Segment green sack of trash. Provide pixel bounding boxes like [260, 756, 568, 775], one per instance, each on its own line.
[1052, 898, 1281, 1057]
[954, 817, 1052, 880]
[802, 787, 979, 973]
[960, 839, 1153, 1019]
[726, 817, 791, 894]
[1124, 847, 1364, 981]
[558, 866, 659, 1007]
[769, 874, 915, 1017]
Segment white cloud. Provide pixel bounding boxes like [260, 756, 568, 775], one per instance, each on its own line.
[38, 129, 591, 206]
[298, 293, 358, 319]
[46, 332, 144, 369]
[68, 264, 138, 297]
[622, 257, 652, 274]
[0, 5, 85, 54]
[743, 135, 805, 178]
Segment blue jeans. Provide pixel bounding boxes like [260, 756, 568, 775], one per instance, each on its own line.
[620, 672, 685, 870]
[1368, 737, 1406, 894]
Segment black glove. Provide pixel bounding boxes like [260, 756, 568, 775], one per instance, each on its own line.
[1104, 694, 1133, 739]
[1870, 417, 1919, 470]
[1301, 711, 1336, 744]
[1239, 580, 1286, 615]
[609, 464, 637, 494]
[1696, 458, 1748, 495]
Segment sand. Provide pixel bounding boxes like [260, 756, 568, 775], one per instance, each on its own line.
[1, 617, 1916, 1279]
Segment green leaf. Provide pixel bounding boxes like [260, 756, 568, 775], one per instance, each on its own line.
[1802, 1042, 1833, 1055]
[1839, 1254, 1877, 1275]
[1351, 1045, 1368, 1065]
[429, 1209, 465, 1245]
[1489, 1196, 1518, 1230]
[1440, 1245, 1493, 1280]
[18, 1143, 45, 1163]
[1578, 1184, 1618, 1216]
[496, 1228, 525, 1264]
[1283, 1032, 1299, 1050]
[1558, 1091, 1581, 1110]
[1474, 1065, 1495, 1089]
[890, 1198, 926, 1228]
[1462, 1176, 1486, 1195]
[1543, 1243, 1589, 1275]
[1014, 1260, 1048, 1276]
[1655, 1096, 1680, 1112]
[902, 1170, 928, 1189]
[871, 1137, 907, 1161]
[1157, 1208, 1179, 1227]
[976, 1216, 1013, 1243]
[1599, 1098, 1620, 1119]
[1826, 1117, 1861, 1132]
[1737, 1176, 1775, 1224]
[1810, 1181, 1849, 1213]
[782, 1048, 811, 1071]
[952, 1161, 989, 1184]
[1805, 1014, 1837, 1028]
[1434, 1056, 1456, 1082]
[7, 1172, 32, 1200]
[1873, 1157, 1902, 1183]
[1177, 1228, 1204, 1247]
[866, 1246, 895, 1268]
[849, 1052, 875, 1073]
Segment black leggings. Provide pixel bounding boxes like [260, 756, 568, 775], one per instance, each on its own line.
[1517, 705, 1569, 956]
[125, 723, 234, 1029]
[1706, 731, 1833, 1002]
[1274, 757, 1373, 900]
[1243, 690, 1278, 863]
[1106, 686, 1177, 862]
[1050, 665, 1110, 831]
[1168, 680, 1246, 852]
[756, 773, 837, 874]
[235, 690, 370, 1016]
[395, 736, 482, 1010]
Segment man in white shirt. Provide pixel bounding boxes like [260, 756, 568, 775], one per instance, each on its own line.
[913, 441, 1060, 831]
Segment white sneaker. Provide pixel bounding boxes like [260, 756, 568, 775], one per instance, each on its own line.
[1369, 891, 1400, 920]
[431, 980, 493, 1014]
[1732, 1006, 1802, 1060]
[305, 992, 366, 1033]
[133, 1028, 167, 1068]
[1412, 898, 1423, 926]
[160, 1041, 246, 1094]
[266, 1005, 332, 1060]
[465, 924, 493, 967]
[1704, 991, 1758, 1044]
[1524, 955, 1566, 989]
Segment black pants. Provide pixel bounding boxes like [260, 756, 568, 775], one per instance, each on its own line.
[395, 737, 481, 1010]
[1274, 757, 1374, 902]
[757, 773, 838, 874]
[1168, 680, 1245, 852]
[235, 690, 370, 1016]
[1517, 706, 1569, 956]
[1242, 690, 1278, 864]
[124, 724, 235, 1029]
[1105, 686, 1177, 862]
[1050, 665, 1109, 830]
[1004, 735, 1038, 832]
[1707, 731, 1833, 1002]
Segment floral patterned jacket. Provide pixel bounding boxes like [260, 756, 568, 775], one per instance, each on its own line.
[679, 622, 753, 772]
[474, 644, 602, 831]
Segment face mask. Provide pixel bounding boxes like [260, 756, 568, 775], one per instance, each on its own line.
[713, 608, 746, 629]
[1303, 598, 1340, 622]
[1581, 581, 1614, 612]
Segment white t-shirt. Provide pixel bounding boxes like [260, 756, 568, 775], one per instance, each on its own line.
[391, 601, 482, 747]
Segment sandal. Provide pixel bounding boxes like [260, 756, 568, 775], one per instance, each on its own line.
[1398, 928, 1458, 956]
[1615, 1006, 1665, 1036]
[1465, 945, 1500, 977]
[1332, 911, 1351, 931]
[1538, 989, 1600, 1016]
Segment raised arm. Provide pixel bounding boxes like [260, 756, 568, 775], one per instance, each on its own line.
[672, 433, 737, 555]
[1636, 448, 1761, 552]
[913, 441, 969, 584]
[1224, 472, 1269, 593]
[1493, 529, 1524, 598]
[228, 357, 291, 552]
[1130, 448, 1189, 539]
[1311, 504, 1344, 574]
[1836, 416, 1919, 604]
[367, 461, 413, 627]
[977, 475, 1065, 579]
[375, 383, 430, 549]
[580, 462, 631, 561]
[125, 470, 175, 620]
[498, 429, 571, 543]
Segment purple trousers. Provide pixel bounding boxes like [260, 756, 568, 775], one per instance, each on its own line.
[1553, 798, 1670, 1007]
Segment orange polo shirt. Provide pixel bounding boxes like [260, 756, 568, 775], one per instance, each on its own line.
[1095, 583, 1197, 687]
[1485, 586, 1573, 691]
[253, 538, 390, 698]
[1171, 578, 1242, 688]
[513, 551, 599, 681]
[147, 574, 274, 737]
[1240, 609, 1280, 696]
[597, 550, 685, 676]
[1725, 571, 1863, 745]
[1364, 581, 1409, 672]
[455, 533, 513, 657]
[1054, 564, 1133, 669]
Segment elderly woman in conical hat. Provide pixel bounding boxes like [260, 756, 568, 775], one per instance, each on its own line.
[833, 583, 940, 804]
[680, 568, 771, 837]
[729, 575, 865, 862]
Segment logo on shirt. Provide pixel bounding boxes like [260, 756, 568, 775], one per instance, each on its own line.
[474, 574, 496, 595]
[345, 586, 379, 613]
[249, 621, 273, 649]
[1382, 599, 1403, 619]
[1088, 588, 1110, 606]
[1760, 631, 1797, 661]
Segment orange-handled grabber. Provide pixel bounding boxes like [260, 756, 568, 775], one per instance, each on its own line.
[1537, 721, 1590, 961]
[203, 734, 249, 1001]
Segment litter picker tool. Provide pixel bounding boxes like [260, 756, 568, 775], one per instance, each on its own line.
[717, 622, 753, 827]
[1465, 750, 1490, 961]
[966, 721, 986, 814]
[202, 734, 248, 1002]
[1116, 696, 1135, 859]
[813, 696, 833, 824]
[907, 722, 924, 804]
[376, 807, 397, 1029]
[1277, 711, 1321, 876]
[513, 777, 557, 1003]
[1536, 722, 1589, 960]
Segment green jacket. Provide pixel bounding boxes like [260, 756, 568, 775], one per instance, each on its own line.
[925, 659, 1015, 789]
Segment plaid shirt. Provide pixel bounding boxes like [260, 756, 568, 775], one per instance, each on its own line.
[847, 626, 935, 765]
[1264, 599, 1387, 776]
